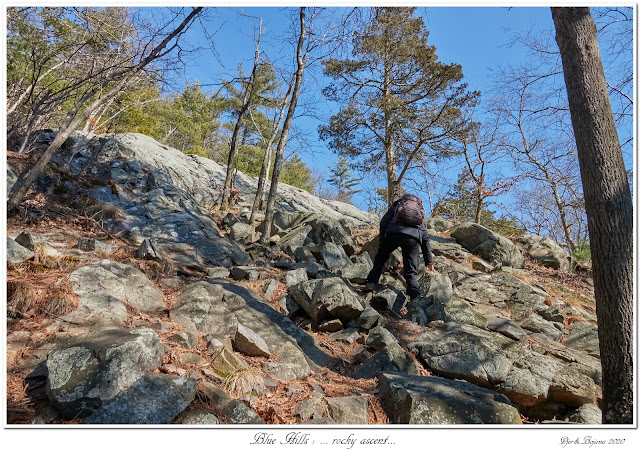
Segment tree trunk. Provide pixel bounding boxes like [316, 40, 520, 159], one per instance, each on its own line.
[383, 57, 399, 205]
[222, 28, 262, 210]
[249, 78, 294, 224]
[552, 6, 633, 424]
[260, 7, 307, 245]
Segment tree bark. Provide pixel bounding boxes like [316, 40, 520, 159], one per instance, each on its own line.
[260, 7, 307, 245]
[552, 6, 633, 424]
[222, 23, 262, 210]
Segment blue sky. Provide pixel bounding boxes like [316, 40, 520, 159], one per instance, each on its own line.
[156, 5, 632, 213]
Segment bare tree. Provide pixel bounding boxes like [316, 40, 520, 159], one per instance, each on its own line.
[552, 6, 633, 424]
[7, 7, 204, 216]
[221, 18, 263, 210]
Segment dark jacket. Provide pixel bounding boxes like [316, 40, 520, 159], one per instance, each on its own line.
[380, 201, 433, 265]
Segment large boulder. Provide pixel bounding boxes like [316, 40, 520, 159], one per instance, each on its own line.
[379, 373, 522, 424]
[84, 373, 196, 424]
[46, 328, 164, 419]
[326, 396, 368, 424]
[62, 260, 165, 328]
[7, 237, 35, 265]
[170, 282, 237, 336]
[516, 234, 574, 271]
[451, 222, 524, 268]
[353, 343, 421, 379]
[289, 277, 364, 323]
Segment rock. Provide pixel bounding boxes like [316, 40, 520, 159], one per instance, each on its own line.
[486, 316, 528, 341]
[425, 217, 453, 232]
[170, 283, 237, 336]
[357, 306, 383, 331]
[136, 239, 162, 260]
[262, 279, 278, 299]
[451, 222, 524, 268]
[568, 404, 602, 424]
[425, 294, 488, 329]
[472, 259, 494, 273]
[365, 326, 398, 351]
[84, 373, 196, 424]
[326, 396, 368, 424]
[63, 260, 165, 327]
[207, 267, 231, 278]
[279, 295, 301, 317]
[178, 407, 219, 424]
[7, 237, 35, 264]
[516, 234, 574, 271]
[329, 328, 360, 344]
[233, 324, 271, 358]
[262, 362, 308, 381]
[230, 266, 261, 281]
[566, 321, 600, 357]
[405, 297, 431, 326]
[354, 343, 421, 379]
[74, 238, 97, 251]
[178, 352, 207, 366]
[371, 288, 407, 314]
[519, 314, 564, 341]
[167, 331, 199, 349]
[290, 277, 364, 323]
[46, 328, 164, 419]
[318, 319, 343, 332]
[230, 222, 256, 243]
[549, 366, 599, 406]
[295, 399, 325, 421]
[379, 373, 522, 424]
[15, 231, 35, 250]
[226, 399, 265, 424]
[339, 262, 372, 284]
[317, 242, 352, 273]
[210, 347, 248, 378]
[284, 268, 308, 287]
[419, 271, 454, 302]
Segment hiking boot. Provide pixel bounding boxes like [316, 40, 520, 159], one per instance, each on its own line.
[363, 282, 376, 293]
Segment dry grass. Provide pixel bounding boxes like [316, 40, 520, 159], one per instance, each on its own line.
[7, 271, 78, 318]
[6, 373, 37, 424]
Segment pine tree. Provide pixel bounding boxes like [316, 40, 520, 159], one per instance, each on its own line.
[327, 156, 361, 202]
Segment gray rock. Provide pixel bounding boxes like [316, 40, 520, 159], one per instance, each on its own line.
[178, 407, 219, 424]
[7, 237, 35, 264]
[167, 331, 198, 349]
[136, 239, 162, 261]
[262, 362, 309, 381]
[425, 217, 453, 232]
[339, 262, 371, 284]
[230, 222, 256, 243]
[354, 343, 421, 379]
[262, 278, 278, 299]
[568, 404, 602, 424]
[284, 268, 308, 287]
[486, 316, 528, 341]
[279, 294, 301, 317]
[451, 222, 524, 268]
[230, 266, 261, 281]
[178, 352, 207, 366]
[207, 267, 231, 278]
[63, 260, 165, 327]
[15, 231, 35, 250]
[317, 242, 352, 273]
[371, 287, 407, 313]
[566, 321, 600, 358]
[46, 328, 164, 419]
[516, 234, 574, 271]
[170, 283, 237, 336]
[226, 399, 265, 424]
[318, 319, 343, 332]
[425, 294, 488, 329]
[84, 373, 196, 424]
[295, 399, 325, 421]
[233, 324, 271, 358]
[327, 396, 368, 424]
[74, 238, 97, 251]
[419, 271, 454, 303]
[329, 328, 360, 344]
[379, 373, 522, 424]
[357, 306, 383, 331]
[519, 314, 564, 341]
[290, 277, 364, 323]
[366, 326, 398, 351]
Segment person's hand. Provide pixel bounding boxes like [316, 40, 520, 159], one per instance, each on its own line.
[426, 264, 436, 272]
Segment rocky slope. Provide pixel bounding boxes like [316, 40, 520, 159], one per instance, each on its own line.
[6, 132, 601, 425]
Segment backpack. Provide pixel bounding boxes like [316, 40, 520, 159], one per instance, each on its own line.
[392, 194, 425, 227]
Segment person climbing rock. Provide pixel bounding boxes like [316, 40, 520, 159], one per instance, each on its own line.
[364, 193, 436, 299]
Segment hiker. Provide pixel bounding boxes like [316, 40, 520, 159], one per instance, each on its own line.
[365, 193, 436, 299]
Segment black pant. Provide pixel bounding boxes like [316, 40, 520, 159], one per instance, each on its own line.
[367, 232, 421, 298]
